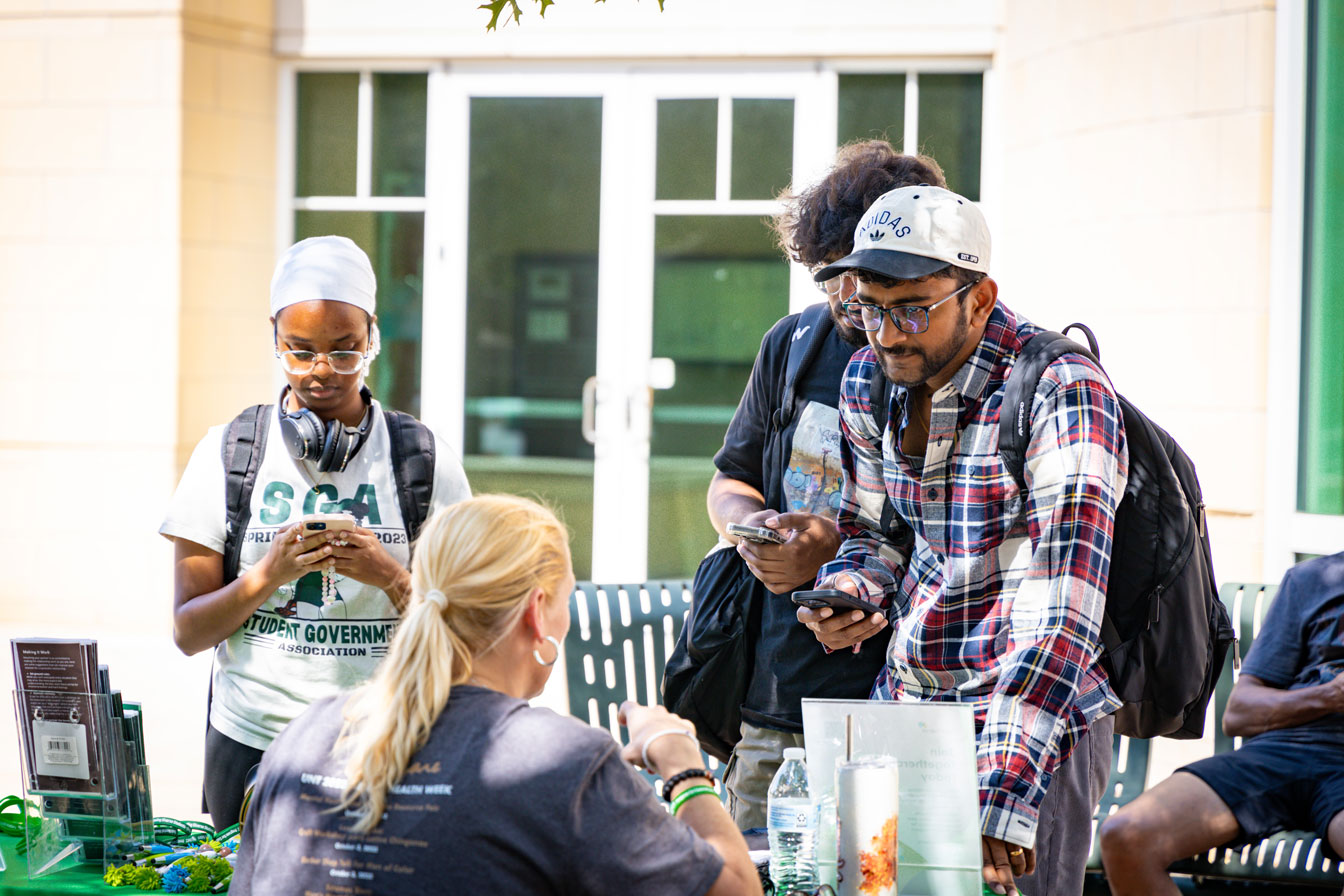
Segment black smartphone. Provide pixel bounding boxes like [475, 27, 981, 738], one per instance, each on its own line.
[790, 589, 883, 615]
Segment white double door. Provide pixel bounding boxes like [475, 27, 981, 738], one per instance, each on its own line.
[422, 67, 838, 580]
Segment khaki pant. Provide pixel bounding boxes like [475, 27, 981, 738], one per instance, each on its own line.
[724, 719, 806, 830]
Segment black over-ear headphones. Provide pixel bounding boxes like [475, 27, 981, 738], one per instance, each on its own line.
[278, 385, 375, 473]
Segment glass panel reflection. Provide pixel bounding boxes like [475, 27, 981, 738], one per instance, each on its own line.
[466, 96, 603, 579]
[838, 73, 906, 147]
[731, 98, 794, 200]
[293, 211, 425, 417]
[372, 73, 428, 197]
[296, 73, 358, 197]
[917, 73, 983, 200]
[657, 99, 717, 200]
[649, 215, 789, 577]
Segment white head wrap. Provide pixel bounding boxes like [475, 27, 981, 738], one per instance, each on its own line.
[270, 235, 377, 318]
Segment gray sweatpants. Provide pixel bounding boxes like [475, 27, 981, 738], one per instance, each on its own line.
[1014, 713, 1114, 896]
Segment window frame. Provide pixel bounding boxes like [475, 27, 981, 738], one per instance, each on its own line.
[1264, 0, 1344, 571]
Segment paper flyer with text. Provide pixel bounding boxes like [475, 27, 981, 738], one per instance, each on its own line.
[802, 699, 982, 896]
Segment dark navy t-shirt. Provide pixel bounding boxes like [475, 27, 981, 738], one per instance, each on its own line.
[232, 686, 723, 896]
[1240, 551, 1344, 738]
[714, 306, 887, 730]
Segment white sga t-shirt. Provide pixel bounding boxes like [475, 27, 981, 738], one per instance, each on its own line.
[160, 401, 471, 750]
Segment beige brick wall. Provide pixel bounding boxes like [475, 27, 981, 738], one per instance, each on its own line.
[0, 0, 274, 822]
[179, 4, 277, 469]
[993, 1, 1276, 589]
[993, 0, 1277, 781]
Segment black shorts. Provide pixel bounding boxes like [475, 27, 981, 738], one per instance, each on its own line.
[1180, 730, 1344, 860]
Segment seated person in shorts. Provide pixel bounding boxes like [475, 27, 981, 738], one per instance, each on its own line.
[1099, 550, 1344, 895]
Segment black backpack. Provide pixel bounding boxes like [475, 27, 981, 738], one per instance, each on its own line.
[220, 404, 437, 582]
[998, 323, 1235, 739]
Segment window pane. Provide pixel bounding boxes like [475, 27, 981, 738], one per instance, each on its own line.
[917, 73, 983, 200]
[466, 97, 602, 579]
[372, 73, 428, 197]
[730, 98, 794, 200]
[292, 211, 424, 417]
[295, 73, 358, 197]
[657, 99, 717, 200]
[648, 215, 789, 578]
[1299, 0, 1344, 514]
[838, 73, 906, 148]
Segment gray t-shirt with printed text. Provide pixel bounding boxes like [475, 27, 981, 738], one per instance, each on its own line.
[232, 685, 724, 896]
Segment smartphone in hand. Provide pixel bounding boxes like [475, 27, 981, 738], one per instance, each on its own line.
[727, 522, 787, 545]
[300, 512, 357, 535]
[790, 588, 883, 615]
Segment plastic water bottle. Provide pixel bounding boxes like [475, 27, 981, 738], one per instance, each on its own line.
[768, 747, 818, 890]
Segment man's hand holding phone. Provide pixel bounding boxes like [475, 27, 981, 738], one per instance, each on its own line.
[732, 510, 844, 595]
[794, 576, 888, 653]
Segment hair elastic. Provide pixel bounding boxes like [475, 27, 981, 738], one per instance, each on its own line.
[640, 727, 698, 771]
[424, 589, 448, 610]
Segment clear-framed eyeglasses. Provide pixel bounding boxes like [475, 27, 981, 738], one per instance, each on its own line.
[813, 270, 854, 298]
[274, 348, 369, 375]
[840, 277, 982, 335]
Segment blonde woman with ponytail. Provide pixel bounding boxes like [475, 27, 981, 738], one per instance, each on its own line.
[232, 495, 761, 896]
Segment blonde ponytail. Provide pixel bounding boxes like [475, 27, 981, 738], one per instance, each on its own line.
[333, 495, 570, 832]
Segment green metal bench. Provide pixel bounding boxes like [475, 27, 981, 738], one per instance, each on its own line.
[1089, 581, 1344, 887]
[563, 581, 725, 796]
[1086, 733, 1152, 871]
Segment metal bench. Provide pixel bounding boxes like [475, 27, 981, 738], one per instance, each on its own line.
[1089, 581, 1344, 887]
[563, 581, 725, 797]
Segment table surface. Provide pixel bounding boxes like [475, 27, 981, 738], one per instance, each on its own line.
[0, 837, 114, 894]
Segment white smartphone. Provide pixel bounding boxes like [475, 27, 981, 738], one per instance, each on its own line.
[727, 522, 787, 545]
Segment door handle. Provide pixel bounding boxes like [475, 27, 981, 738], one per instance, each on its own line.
[581, 375, 599, 445]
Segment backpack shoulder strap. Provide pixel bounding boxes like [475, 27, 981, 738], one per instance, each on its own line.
[221, 404, 271, 584]
[999, 324, 1102, 488]
[868, 364, 892, 434]
[775, 302, 834, 430]
[866, 364, 898, 535]
[384, 409, 436, 544]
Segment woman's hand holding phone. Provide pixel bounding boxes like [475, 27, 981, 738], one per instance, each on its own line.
[309, 518, 413, 611]
[794, 575, 888, 653]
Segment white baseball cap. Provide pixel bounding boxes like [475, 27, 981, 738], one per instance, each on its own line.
[812, 185, 990, 282]
[269, 235, 377, 317]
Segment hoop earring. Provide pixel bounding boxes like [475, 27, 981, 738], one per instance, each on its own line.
[532, 635, 561, 668]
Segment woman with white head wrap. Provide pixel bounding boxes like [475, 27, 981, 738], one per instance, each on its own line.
[160, 236, 471, 830]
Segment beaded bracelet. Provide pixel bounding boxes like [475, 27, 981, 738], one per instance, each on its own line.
[661, 768, 715, 803]
[670, 784, 719, 816]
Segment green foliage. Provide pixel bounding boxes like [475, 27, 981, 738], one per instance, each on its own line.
[479, 0, 664, 31]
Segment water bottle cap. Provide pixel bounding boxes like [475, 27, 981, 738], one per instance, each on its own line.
[783, 747, 806, 761]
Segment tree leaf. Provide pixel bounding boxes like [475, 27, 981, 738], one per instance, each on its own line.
[478, 0, 523, 30]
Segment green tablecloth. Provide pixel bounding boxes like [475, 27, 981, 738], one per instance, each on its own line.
[0, 837, 111, 894]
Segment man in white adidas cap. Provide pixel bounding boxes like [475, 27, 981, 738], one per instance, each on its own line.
[798, 186, 1129, 896]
